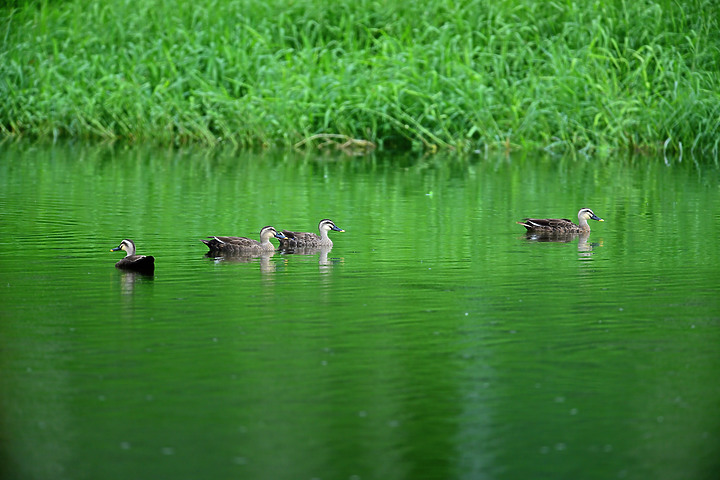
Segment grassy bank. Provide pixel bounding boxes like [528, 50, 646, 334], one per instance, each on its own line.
[1, 0, 719, 155]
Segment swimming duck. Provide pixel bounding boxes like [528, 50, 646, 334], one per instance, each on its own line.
[279, 219, 344, 249]
[111, 239, 155, 274]
[202, 226, 286, 254]
[517, 208, 604, 233]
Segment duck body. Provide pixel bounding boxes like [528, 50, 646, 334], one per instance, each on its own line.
[111, 239, 155, 274]
[279, 219, 344, 249]
[517, 208, 604, 233]
[202, 226, 285, 254]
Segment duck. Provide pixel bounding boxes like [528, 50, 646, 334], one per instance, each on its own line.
[111, 239, 155, 274]
[202, 226, 286, 254]
[517, 208, 604, 233]
[278, 219, 344, 249]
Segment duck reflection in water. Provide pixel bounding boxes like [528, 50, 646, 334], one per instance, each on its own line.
[117, 270, 154, 294]
[280, 245, 343, 270]
[205, 250, 278, 273]
[522, 231, 602, 254]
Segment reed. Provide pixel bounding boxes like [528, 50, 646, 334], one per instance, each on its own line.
[1, 0, 718, 156]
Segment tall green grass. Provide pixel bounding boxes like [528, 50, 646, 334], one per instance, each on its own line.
[1, 0, 719, 156]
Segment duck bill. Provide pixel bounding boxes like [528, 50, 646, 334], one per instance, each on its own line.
[591, 215, 604, 222]
[274, 232, 287, 239]
[333, 227, 345, 232]
[111, 246, 122, 252]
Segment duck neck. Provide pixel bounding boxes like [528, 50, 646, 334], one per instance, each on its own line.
[578, 217, 590, 231]
[259, 233, 275, 250]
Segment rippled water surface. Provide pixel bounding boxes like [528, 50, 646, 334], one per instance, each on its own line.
[1, 143, 719, 480]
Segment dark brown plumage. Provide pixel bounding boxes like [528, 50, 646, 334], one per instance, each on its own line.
[202, 226, 285, 254]
[517, 208, 604, 233]
[111, 239, 155, 275]
[279, 219, 344, 250]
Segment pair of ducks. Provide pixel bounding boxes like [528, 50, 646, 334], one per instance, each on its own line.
[111, 219, 345, 275]
[201, 218, 345, 253]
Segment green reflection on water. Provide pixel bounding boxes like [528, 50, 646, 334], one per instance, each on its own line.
[1, 143, 719, 480]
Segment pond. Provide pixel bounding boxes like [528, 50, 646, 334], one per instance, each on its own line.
[1, 143, 719, 480]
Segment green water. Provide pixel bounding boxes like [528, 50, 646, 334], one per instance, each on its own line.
[1, 144, 719, 480]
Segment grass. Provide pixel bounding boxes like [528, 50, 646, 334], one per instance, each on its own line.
[1, 0, 719, 156]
